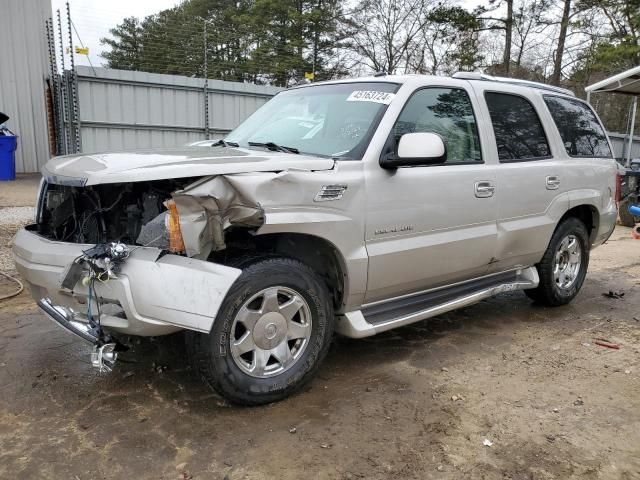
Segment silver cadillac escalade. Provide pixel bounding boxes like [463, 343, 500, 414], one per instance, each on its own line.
[13, 73, 618, 405]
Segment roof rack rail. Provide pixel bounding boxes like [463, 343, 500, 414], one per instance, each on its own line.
[452, 71, 574, 97]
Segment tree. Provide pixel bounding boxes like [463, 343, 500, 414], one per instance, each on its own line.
[576, 0, 640, 73]
[512, 0, 553, 69]
[344, 0, 433, 74]
[477, 0, 516, 76]
[409, 5, 484, 74]
[503, 0, 514, 74]
[566, 0, 640, 133]
[101, 17, 143, 71]
[551, 0, 572, 85]
[247, 0, 346, 86]
[100, 0, 346, 86]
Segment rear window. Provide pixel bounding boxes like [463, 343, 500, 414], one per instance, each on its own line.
[543, 95, 612, 158]
[485, 92, 551, 161]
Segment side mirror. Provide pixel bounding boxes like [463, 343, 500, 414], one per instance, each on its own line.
[380, 132, 446, 169]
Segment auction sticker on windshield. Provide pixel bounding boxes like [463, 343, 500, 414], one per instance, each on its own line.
[346, 91, 396, 104]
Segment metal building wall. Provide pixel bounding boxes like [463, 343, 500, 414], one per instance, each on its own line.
[608, 133, 640, 160]
[76, 67, 282, 153]
[0, 0, 52, 173]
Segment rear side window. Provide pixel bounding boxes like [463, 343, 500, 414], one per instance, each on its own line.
[485, 92, 551, 161]
[543, 95, 612, 158]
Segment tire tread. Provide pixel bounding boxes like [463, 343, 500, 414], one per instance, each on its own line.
[525, 217, 589, 306]
[186, 256, 334, 406]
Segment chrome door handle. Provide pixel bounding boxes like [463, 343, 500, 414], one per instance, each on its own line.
[475, 181, 495, 198]
[546, 176, 560, 190]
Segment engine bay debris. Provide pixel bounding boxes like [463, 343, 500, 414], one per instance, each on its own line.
[37, 175, 265, 259]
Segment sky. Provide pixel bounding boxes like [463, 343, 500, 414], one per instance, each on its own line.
[50, 0, 486, 68]
[50, 0, 180, 67]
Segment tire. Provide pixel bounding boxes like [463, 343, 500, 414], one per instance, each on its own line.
[618, 197, 638, 227]
[525, 217, 590, 306]
[186, 257, 334, 406]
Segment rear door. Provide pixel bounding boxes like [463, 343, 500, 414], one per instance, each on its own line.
[542, 93, 616, 202]
[471, 85, 571, 272]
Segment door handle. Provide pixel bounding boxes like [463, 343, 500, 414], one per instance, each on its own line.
[546, 176, 560, 190]
[475, 181, 495, 198]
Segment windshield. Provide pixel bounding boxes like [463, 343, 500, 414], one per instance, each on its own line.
[226, 82, 399, 159]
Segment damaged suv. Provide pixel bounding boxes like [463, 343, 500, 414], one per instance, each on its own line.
[14, 73, 617, 405]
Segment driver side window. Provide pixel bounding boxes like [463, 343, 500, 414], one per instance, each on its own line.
[393, 87, 482, 164]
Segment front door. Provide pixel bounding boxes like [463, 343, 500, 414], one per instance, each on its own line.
[364, 86, 498, 303]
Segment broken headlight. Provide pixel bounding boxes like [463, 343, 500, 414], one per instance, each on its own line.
[135, 199, 185, 253]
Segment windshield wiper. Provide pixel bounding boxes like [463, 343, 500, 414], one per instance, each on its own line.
[212, 139, 239, 147]
[248, 141, 299, 154]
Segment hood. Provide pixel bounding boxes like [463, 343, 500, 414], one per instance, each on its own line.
[42, 147, 335, 186]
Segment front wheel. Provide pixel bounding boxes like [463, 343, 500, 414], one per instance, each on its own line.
[525, 217, 590, 306]
[186, 257, 334, 406]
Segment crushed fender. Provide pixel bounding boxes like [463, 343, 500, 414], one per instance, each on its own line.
[172, 175, 265, 258]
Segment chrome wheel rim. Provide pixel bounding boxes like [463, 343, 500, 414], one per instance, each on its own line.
[553, 234, 582, 290]
[230, 286, 312, 378]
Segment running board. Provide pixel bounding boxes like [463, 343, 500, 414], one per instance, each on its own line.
[336, 267, 539, 338]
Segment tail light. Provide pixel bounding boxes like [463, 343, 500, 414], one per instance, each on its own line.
[615, 173, 622, 205]
[164, 200, 186, 253]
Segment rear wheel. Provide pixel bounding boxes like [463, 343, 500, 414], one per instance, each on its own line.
[186, 257, 334, 406]
[525, 218, 590, 306]
[618, 197, 638, 227]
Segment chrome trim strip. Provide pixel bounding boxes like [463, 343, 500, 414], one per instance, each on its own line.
[37, 298, 98, 344]
[314, 184, 347, 202]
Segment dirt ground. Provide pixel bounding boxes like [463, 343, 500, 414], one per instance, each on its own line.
[1, 203, 639, 478]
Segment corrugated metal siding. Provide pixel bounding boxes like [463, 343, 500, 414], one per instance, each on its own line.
[76, 67, 282, 153]
[608, 133, 640, 160]
[0, 0, 51, 173]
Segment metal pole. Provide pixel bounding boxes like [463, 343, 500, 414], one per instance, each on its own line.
[627, 96, 637, 168]
[45, 19, 61, 155]
[67, 1, 81, 153]
[203, 20, 210, 140]
[57, 9, 69, 155]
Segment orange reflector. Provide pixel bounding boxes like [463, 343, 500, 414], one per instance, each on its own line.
[165, 200, 186, 253]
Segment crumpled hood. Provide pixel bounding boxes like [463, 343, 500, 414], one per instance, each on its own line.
[42, 146, 335, 185]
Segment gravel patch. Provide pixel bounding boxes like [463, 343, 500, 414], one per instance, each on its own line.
[0, 206, 35, 272]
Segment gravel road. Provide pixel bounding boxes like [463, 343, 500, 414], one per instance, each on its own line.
[0, 206, 34, 272]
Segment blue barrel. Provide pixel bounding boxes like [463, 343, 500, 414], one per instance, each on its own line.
[0, 135, 17, 181]
[629, 205, 640, 217]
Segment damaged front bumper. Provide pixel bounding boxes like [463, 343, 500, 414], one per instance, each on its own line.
[37, 297, 119, 371]
[13, 228, 242, 336]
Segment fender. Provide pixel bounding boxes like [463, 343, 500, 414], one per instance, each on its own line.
[258, 209, 368, 312]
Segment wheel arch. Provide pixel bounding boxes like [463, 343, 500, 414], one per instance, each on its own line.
[558, 204, 599, 244]
[259, 233, 347, 311]
[219, 231, 349, 312]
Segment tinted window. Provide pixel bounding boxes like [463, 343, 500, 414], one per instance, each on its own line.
[485, 92, 551, 161]
[393, 88, 482, 164]
[544, 95, 612, 158]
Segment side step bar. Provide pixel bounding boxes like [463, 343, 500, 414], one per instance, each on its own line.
[336, 267, 539, 338]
